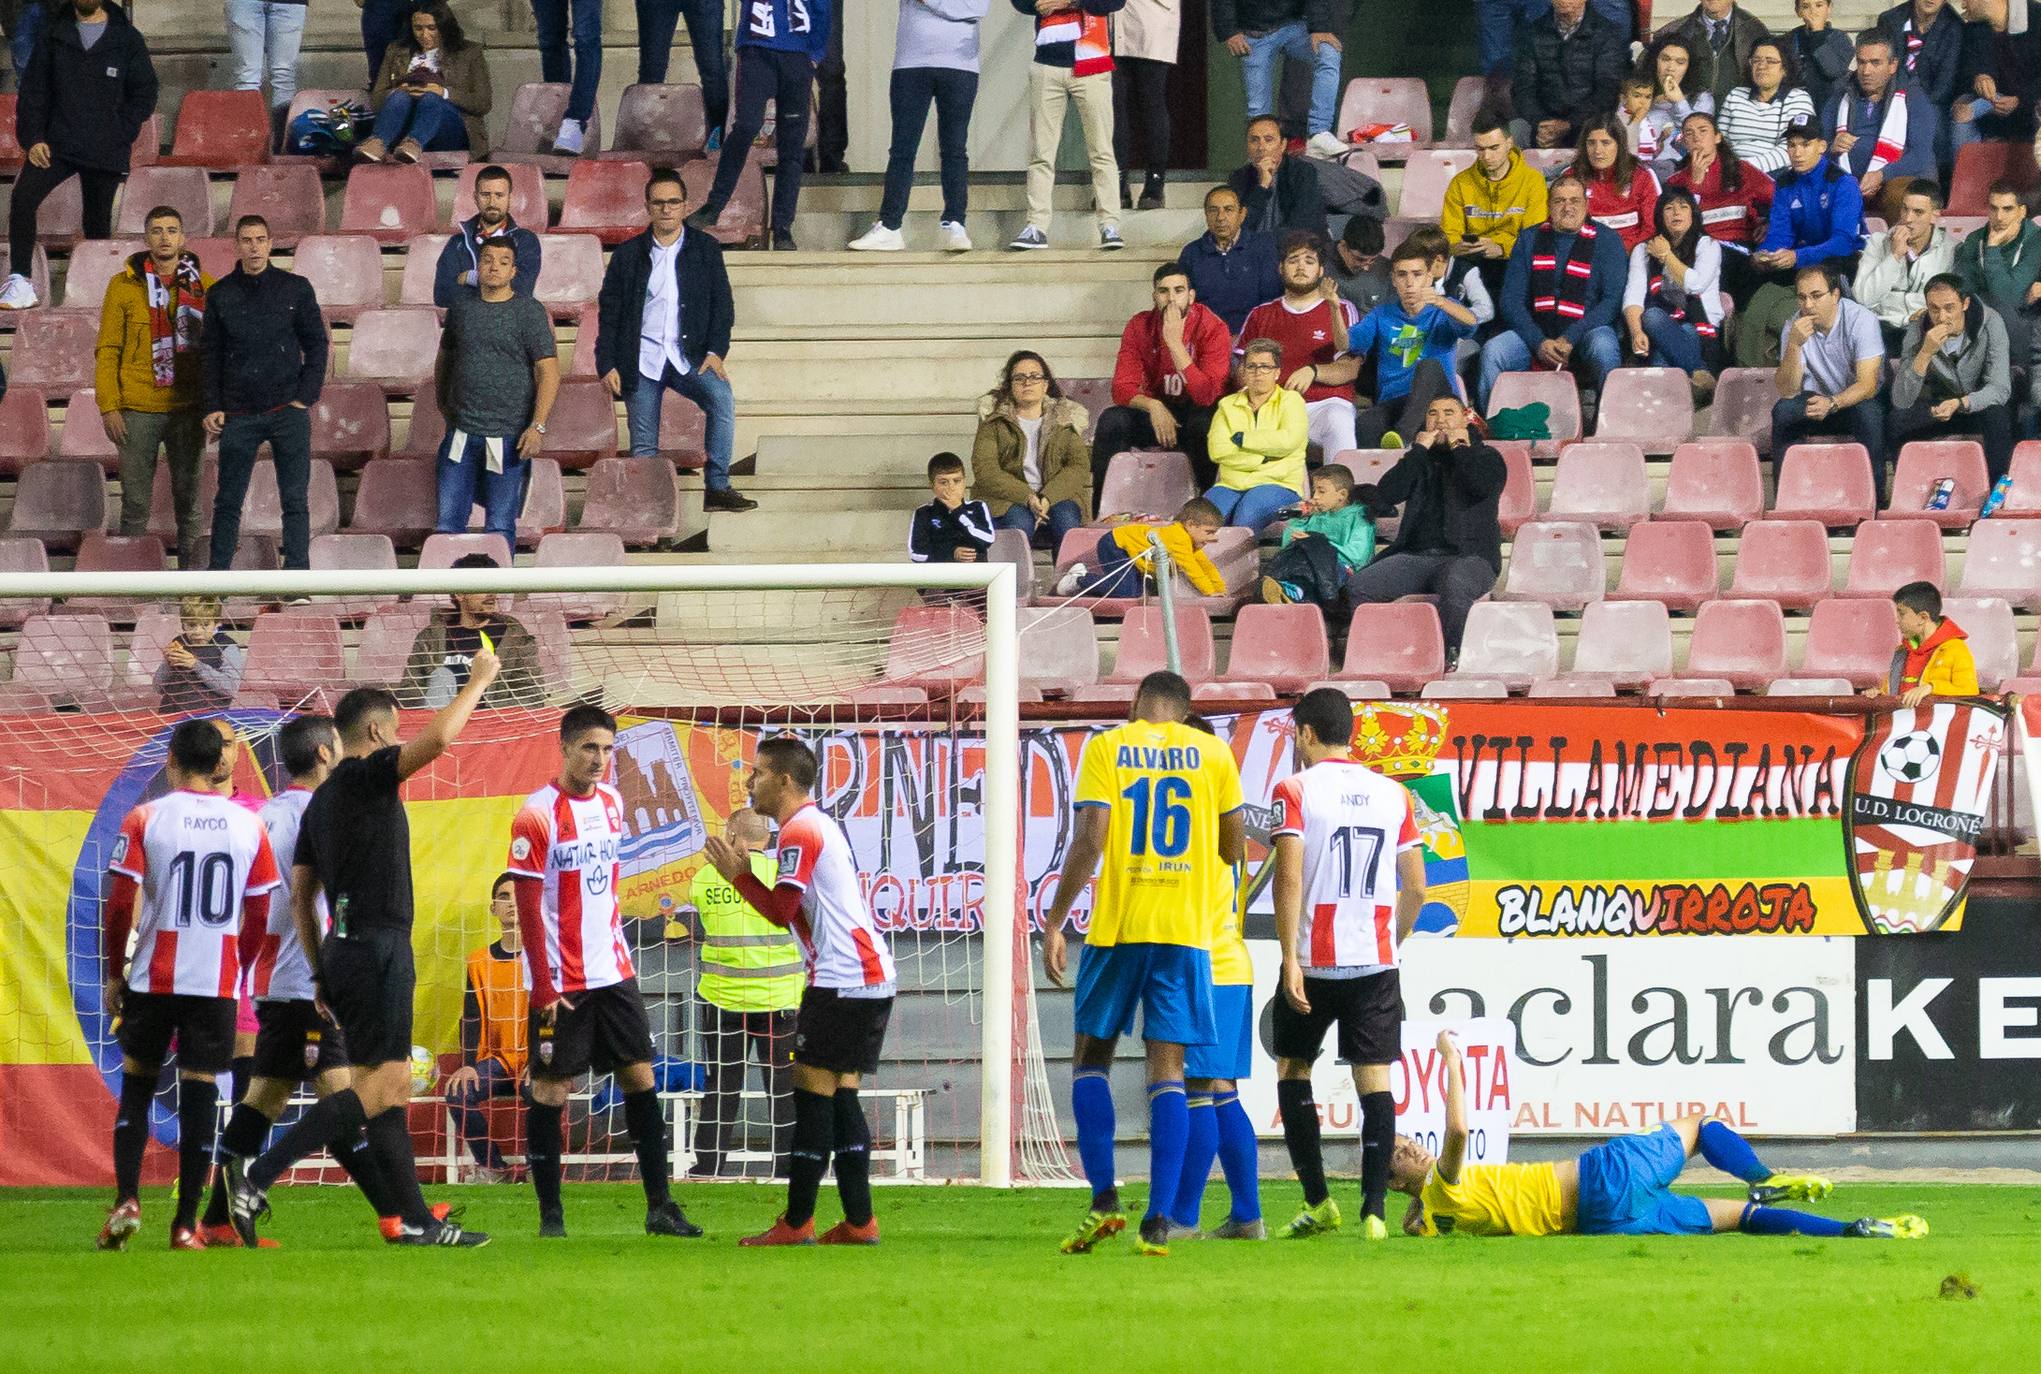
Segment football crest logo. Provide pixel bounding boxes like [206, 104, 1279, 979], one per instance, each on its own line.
[511, 835, 532, 862]
[1844, 703, 2003, 934]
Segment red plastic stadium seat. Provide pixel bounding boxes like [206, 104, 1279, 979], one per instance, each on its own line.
[985, 528, 1039, 606]
[559, 160, 653, 245]
[184, 237, 240, 283]
[308, 533, 399, 618]
[419, 532, 513, 571]
[1496, 440, 1536, 536]
[534, 233, 605, 316]
[1958, 518, 2041, 609]
[1841, 518, 1944, 598]
[398, 234, 452, 306]
[1703, 368, 1776, 450]
[884, 604, 986, 693]
[1885, 440, 1988, 527]
[9, 614, 117, 707]
[1685, 599, 1788, 690]
[0, 242, 49, 309]
[1773, 443, 1877, 525]
[1611, 519, 1717, 613]
[1487, 370, 1582, 445]
[601, 83, 709, 162]
[1548, 441, 1649, 529]
[1648, 678, 1737, 697]
[656, 390, 707, 469]
[2002, 442, 2041, 513]
[1017, 605, 1101, 695]
[1766, 678, 1856, 697]
[53, 239, 143, 313]
[679, 158, 764, 245]
[1098, 450, 1195, 522]
[226, 163, 326, 246]
[497, 83, 604, 173]
[139, 456, 220, 549]
[277, 89, 359, 158]
[1313, 677, 1394, 700]
[0, 385, 53, 475]
[0, 538, 51, 627]
[162, 89, 270, 168]
[1451, 602, 1559, 689]
[1500, 520, 1605, 610]
[1941, 596, 2017, 691]
[57, 388, 118, 469]
[0, 93, 21, 171]
[1802, 598, 1900, 688]
[1523, 149, 1575, 175]
[1110, 606, 1216, 683]
[345, 308, 442, 391]
[1226, 603, 1330, 692]
[468, 456, 564, 546]
[1594, 368, 1693, 451]
[1726, 519, 1832, 610]
[1336, 602, 1445, 693]
[291, 235, 387, 321]
[532, 532, 627, 622]
[8, 312, 98, 395]
[540, 378, 620, 468]
[451, 161, 550, 230]
[340, 163, 437, 245]
[234, 613, 346, 707]
[1195, 680, 1279, 702]
[237, 458, 341, 541]
[400, 387, 447, 458]
[1443, 76, 1487, 143]
[347, 459, 438, 548]
[575, 457, 680, 546]
[1948, 139, 2040, 215]
[32, 173, 83, 250]
[1570, 600, 1673, 690]
[5, 460, 105, 550]
[1663, 439, 1762, 529]
[1334, 77, 1431, 158]
[309, 382, 394, 470]
[567, 304, 601, 376]
[67, 530, 165, 618]
[1061, 377, 1112, 441]
[1396, 148, 1475, 218]
[352, 607, 433, 687]
[114, 167, 215, 237]
[1528, 676, 1618, 697]
[1422, 676, 1512, 698]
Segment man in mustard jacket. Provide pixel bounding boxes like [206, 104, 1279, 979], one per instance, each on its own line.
[1885, 581, 1980, 705]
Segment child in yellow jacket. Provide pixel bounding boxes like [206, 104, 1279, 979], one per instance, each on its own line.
[1053, 498, 1227, 599]
[1885, 581, 1980, 705]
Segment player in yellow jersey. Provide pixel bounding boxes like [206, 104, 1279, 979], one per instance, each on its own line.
[1042, 672, 1247, 1258]
[1391, 1032, 1927, 1241]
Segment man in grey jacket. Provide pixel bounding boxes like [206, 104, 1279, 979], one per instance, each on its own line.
[1851, 181, 1955, 352]
[1889, 273, 2015, 482]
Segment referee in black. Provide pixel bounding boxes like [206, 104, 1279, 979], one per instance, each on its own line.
[229, 645, 501, 1247]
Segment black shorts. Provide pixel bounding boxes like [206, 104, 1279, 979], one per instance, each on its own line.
[251, 999, 350, 1082]
[793, 987, 893, 1076]
[118, 991, 236, 1075]
[1271, 969, 1403, 1067]
[319, 928, 415, 1068]
[530, 979, 655, 1081]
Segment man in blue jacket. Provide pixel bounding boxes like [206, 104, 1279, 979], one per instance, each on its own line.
[601, 167, 753, 513]
[1735, 119, 1866, 368]
[1476, 173, 1625, 410]
[687, 0, 830, 252]
[433, 165, 541, 308]
[1179, 185, 1281, 335]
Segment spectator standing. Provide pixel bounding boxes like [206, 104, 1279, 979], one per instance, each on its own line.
[1954, 180, 2041, 370]
[849, 0, 988, 254]
[1096, 262, 1231, 493]
[1822, 30, 1938, 221]
[1787, 0, 1853, 118]
[1655, 0, 1767, 113]
[598, 168, 754, 512]
[1478, 173, 1626, 409]
[431, 239, 559, 551]
[969, 353, 1091, 546]
[1577, 114, 1663, 252]
[445, 875, 527, 1183]
[1, 0, 156, 311]
[200, 215, 327, 571]
[1736, 120, 1864, 369]
[360, 3, 489, 163]
[689, 0, 831, 252]
[912, 451, 998, 561]
[358, 0, 418, 86]
[1718, 38, 1818, 176]
[1884, 581, 1979, 704]
[1227, 114, 1328, 241]
[636, 2, 730, 142]
[1211, 0, 1346, 160]
[1115, 0, 1178, 211]
[1238, 232, 1363, 461]
[1442, 112, 1550, 301]
[1180, 185, 1281, 334]
[155, 595, 244, 715]
[1771, 262, 1888, 497]
[1622, 186, 1726, 393]
[1010, 0, 1125, 252]
[1667, 111, 1774, 299]
[1346, 240, 1476, 448]
[1889, 272, 2015, 482]
[98, 205, 211, 567]
[400, 554, 545, 706]
[1511, 0, 1626, 151]
[1853, 180, 1956, 350]
[815, 2, 849, 174]
[433, 164, 541, 307]
[1206, 337, 1308, 531]
[530, 0, 601, 156]
[224, 0, 306, 145]
[1955, 0, 2041, 147]
[1880, 0, 1965, 169]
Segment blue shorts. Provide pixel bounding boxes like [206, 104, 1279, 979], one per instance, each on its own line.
[1185, 982, 1254, 1081]
[1073, 942, 1216, 1048]
[1575, 1124, 1713, 1236]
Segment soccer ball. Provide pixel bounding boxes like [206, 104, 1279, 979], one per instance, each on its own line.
[409, 1045, 437, 1095]
[1879, 731, 1941, 785]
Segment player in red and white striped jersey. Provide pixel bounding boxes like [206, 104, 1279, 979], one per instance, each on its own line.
[704, 736, 894, 1247]
[506, 704, 699, 1241]
[1268, 689, 1427, 1243]
[97, 719, 280, 1252]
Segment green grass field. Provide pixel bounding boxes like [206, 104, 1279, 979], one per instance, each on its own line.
[6, 1182, 2040, 1372]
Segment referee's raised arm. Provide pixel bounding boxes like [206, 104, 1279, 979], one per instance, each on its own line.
[396, 643, 502, 781]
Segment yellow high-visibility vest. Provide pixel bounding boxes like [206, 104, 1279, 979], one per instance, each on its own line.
[687, 851, 804, 1012]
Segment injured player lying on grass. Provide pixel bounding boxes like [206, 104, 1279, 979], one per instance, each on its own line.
[1393, 1032, 1928, 1241]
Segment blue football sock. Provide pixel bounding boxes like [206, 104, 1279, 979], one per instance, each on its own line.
[1170, 1094, 1218, 1228]
[1071, 1070, 1118, 1208]
[1213, 1090, 1263, 1223]
[1698, 1120, 1772, 1185]
[1739, 1203, 1846, 1238]
[1144, 1080, 1189, 1224]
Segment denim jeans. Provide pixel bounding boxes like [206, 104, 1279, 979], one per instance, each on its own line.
[211, 406, 312, 571]
[370, 90, 470, 152]
[436, 432, 532, 549]
[636, 0, 729, 130]
[531, 0, 604, 124]
[224, 0, 307, 114]
[359, 0, 413, 84]
[995, 498, 1083, 549]
[626, 364, 735, 490]
[1204, 482, 1298, 532]
[880, 66, 977, 229]
[1477, 327, 1623, 410]
[1771, 393, 1889, 500]
[1240, 21, 1341, 136]
[712, 46, 811, 232]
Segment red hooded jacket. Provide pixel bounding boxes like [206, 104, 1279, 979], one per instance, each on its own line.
[1111, 301, 1233, 412]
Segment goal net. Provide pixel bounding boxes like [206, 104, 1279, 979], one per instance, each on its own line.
[0, 562, 1070, 1191]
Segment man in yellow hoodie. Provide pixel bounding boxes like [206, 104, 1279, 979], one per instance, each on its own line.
[1885, 581, 1979, 705]
[1441, 112, 1550, 299]
[96, 204, 212, 568]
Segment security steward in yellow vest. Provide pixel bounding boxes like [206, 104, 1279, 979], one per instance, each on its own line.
[448, 874, 530, 1178]
[683, 809, 805, 1177]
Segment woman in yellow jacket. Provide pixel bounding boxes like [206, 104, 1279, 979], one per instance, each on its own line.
[1206, 337, 1309, 531]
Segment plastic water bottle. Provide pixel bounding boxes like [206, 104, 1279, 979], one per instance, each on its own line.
[1980, 474, 2014, 519]
[1926, 478, 1956, 512]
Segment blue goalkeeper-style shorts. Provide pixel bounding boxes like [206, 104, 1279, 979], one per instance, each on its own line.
[1073, 942, 1216, 1048]
[1185, 982, 1254, 1081]
[1575, 1124, 1713, 1235]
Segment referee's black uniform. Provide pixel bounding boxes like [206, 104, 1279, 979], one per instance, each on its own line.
[299, 745, 417, 1068]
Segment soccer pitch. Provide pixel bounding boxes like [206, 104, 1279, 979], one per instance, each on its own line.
[5, 1183, 2038, 1372]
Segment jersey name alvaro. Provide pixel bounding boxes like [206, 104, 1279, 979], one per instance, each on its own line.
[1271, 758, 1420, 970]
[110, 789, 280, 998]
[249, 787, 325, 1002]
[507, 783, 634, 995]
[776, 802, 895, 990]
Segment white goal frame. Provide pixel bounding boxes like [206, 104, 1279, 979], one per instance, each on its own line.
[0, 561, 1024, 1188]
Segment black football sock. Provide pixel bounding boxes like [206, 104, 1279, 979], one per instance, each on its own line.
[173, 1079, 220, 1231]
[1358, 1089, 1396, 1222]
[784, 1089, 836, 1229]
[832, 1090, 874, 1227]
[230, 1055, 255, 1102]
[1277, 1078, 1329, 1208]
[622, 1088, 672, 1209]
[248, 1086, 366, 1191]
[335, 1124, 397, 1217]
[204, 1101, 273, 1226]
[112, 1072, 156, 1206]
[527, 1100, 565, 1222]
[365, 1107, 434, 1227]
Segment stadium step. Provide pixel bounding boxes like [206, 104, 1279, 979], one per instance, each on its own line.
[753, 431, 972, 481]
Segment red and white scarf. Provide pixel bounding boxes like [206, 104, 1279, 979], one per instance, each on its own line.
[1863, 87, 1910, 177]
[141, 253, 206, 390]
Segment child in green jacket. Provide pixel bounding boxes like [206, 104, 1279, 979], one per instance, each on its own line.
[1260, 466, 1377, 611]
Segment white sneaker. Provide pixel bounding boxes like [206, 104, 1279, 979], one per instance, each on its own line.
[552, 117, 586, 155]
[1053, 564, 1087, 597]
[0, 273, 38, 310]
[848, 223, 905, 252]
[939, 220, 973, 252]
[1306, 130, 1350, 160]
